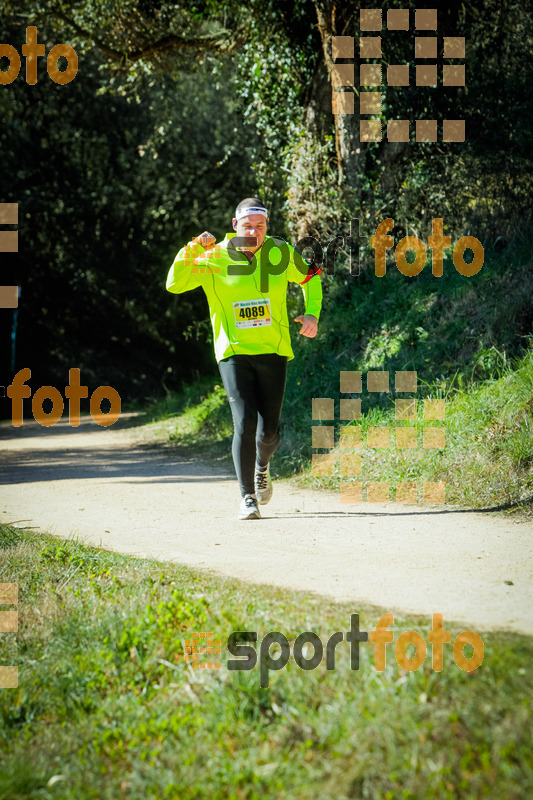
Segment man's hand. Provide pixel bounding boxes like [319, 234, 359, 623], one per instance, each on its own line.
[294, 314, 318, 338]
[196, 230, 216, 249]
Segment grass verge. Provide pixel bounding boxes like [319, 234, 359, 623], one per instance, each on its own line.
[0, 525, 532, 799]
[137, 345, 533, 514]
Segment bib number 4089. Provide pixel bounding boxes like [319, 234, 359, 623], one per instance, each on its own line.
[239, 306, 265, 319]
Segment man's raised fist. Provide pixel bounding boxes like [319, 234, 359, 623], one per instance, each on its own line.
[197, 231, 216, 249]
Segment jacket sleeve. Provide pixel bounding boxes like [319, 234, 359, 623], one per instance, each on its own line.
[166, 240, 205, 294]
[287, 245, 323, 322]
[299, 273, 322, 321]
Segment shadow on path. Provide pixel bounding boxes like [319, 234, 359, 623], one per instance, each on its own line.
[0, 413, 233, 486]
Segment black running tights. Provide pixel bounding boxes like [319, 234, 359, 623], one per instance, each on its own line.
[218, 353, 288, 497]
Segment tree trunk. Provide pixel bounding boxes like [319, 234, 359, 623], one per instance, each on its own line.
[314, 1, 360, 190]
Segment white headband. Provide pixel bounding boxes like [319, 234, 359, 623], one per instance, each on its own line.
[235, 206, 268, 221]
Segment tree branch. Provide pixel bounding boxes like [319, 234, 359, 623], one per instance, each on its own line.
[34, 10, 247, 63]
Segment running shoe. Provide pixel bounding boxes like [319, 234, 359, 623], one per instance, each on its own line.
[239, 493, 261, 520]
[255, 464, 273, 505]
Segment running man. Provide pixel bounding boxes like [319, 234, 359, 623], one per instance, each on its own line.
[166, 197, 322, 520]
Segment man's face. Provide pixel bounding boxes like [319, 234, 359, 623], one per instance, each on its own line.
[232, 213, 268, 252]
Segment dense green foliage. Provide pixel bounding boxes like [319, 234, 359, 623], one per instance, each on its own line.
[0, 9, 261, 396]
[1, 0, 531, 406]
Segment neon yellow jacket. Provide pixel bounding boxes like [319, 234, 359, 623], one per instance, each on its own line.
[166, 233, 323, 363]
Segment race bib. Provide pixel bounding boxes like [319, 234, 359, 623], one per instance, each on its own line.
[233, 299, 272, 328]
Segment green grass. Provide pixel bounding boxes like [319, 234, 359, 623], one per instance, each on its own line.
[127, 373, 234, 462]
[136, 344, 533, 514]
[293, 345, 533, 511]
[0, 525, 532, 799]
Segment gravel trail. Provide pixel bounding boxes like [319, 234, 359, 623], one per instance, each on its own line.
[1, 413, 531, 635]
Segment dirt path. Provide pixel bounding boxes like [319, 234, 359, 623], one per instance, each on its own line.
[1, 413, 531, 635]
